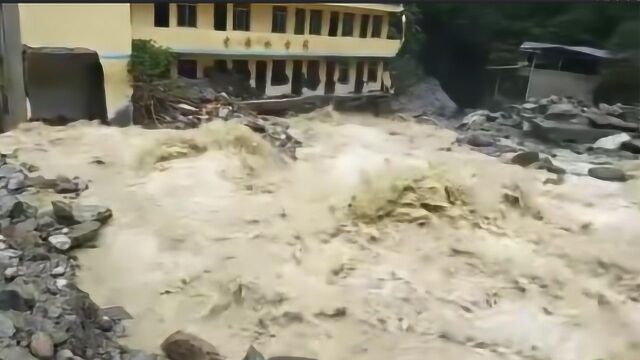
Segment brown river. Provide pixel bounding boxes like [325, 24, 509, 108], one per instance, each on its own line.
[1, 110, 639, 360]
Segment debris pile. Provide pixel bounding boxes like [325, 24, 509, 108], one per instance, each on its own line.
[132, 79, 301, 159]
[0, 156, 153, 359]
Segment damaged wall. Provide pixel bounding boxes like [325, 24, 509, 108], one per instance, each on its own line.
[18, 4, 132, 122]
[24, 51, 107, 121]
[526, 68, 601, 104]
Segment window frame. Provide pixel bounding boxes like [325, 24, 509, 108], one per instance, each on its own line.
[308, 10, 323, 36]
[213, 3, 227, 31]
[177, 59, 198, 79]
[271, 6, 288, 34]
[294, 8, 306, 35]
[233, 4, 251, 31]
[341, 13, 354, 37]
[371, 15, 383, 38]
[153, 3, 170, 28]
[337, 61, 350, 84]
[271, 60, 289, 86]
[177, 3, 197, 28]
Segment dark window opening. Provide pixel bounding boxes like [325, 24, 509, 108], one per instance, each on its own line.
[367, 61, 378, 82]
[177, 4, 197, 28]
[272, 6, 287, 33]
[214, 60, 229, 73]
[387, 13, 402, 40]
[305, 60, 321, 90]
[294, 8, 306, 35]
[371, 15, 382, 38]
[383, 61, 389, 72]
[324, 61, 336, 95]
[271, 60, 289, 86]
[328, 12, 339, 37]
[359, 14, 370, 38]
[177, 59, 198, 79]
[214, 3, 227, 31]
[255, 60, 267, 94]
[342, 13, 354, 37]
[154, 3, 170, 28]
[338, 61, 350, 84]
[309, 10, 322, 35]
[291, 60, 304, 95]
[232, 60, 251, 82]
[233, 4, 250, 31]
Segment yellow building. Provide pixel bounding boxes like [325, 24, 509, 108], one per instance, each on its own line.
[0, 3, 403, 130]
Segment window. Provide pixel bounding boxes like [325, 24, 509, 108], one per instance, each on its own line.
[233, 4, 250, 31]
[271, 60, 289, 86]
[342, 13, 354, 37]
[177, 59, 198, 79]
[272, 6, 287, 33]
[305, 60, 321, 90]
[154, 3, 169, 28]
[214, 3, 227, 31]
[359, 14, 370, 38]
[177, 4, 197, 28]
[309, 10, 322, 35]
[294, 8, 306, 35]
[371, 15, 382, 38]
[328, 12, 339, 37]
[337, 61, 350, 84]
[214, 60, 229, 73]
[367, 61, 378, 82]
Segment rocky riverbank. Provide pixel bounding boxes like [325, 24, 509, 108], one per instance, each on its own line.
[0, 154, 155, 359]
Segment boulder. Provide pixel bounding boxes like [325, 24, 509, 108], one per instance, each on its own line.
[528, 118, 619, 144]
[30, 332, 54, 359]
[0, 196, 24, 220]
[0, 312, 16, 337]
[48, 235, 72, 251]
[532, 157, 566, 175]
[599, 103, 623, 116]
[52, 201, 112, 226]
[593, 133, 632, 150]
[464, 133, 495, 147]
[0, 346, 38, 360]
[0, 165, 21, 178]
[66, 221, 102, 248]
[510, 151, 540, 167]
[621, 139, 640, 154]
[0, 289, 31, 312]
[544, 103, 580, 120]
[161, 330, 224, 360]
[588, 166, 627, 182]
[584, 112, 639, 132]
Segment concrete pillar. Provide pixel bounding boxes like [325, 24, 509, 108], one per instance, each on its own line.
[0, 4, 27, 132]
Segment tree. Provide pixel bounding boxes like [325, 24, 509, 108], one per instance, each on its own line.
[128, 39, 176, 83]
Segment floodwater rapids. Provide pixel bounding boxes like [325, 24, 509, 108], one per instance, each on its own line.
[1, 110, 639, 360]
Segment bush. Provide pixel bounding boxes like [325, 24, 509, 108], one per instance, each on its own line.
[128, 39, 177, 83]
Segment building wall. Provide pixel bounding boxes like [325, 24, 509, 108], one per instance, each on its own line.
[0, 4, 27, 132]
[174, 56, 387, 97]
[18, 4, 132, 120]
[130, 4, 400, 58]
[527, 68, 601, 104]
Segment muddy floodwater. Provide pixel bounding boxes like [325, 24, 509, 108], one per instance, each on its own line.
[1, 110, 639, 360]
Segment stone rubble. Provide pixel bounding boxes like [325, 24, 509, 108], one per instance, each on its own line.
[443, 96, 639, 182]
[0, 155, 157, 360]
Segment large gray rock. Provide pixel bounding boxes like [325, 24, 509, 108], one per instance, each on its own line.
[66, 221, 102, 248]
[0, 289, 31, 311]
[544, 103, 580, 120]
[30, 332, 54, 359]
[51, 201, 112, 226]
[510, 151, 540, 167]
[48, 234, 72, 251]
[0, 196, 24, 220]
[464, 133, 495, 147]
[621, 139, 640, 154]
[161, 330, 224, 360]
[588, 166, 627, 182]
[593, 133, 632, 150]
[0, 313, 16, 337]
[0, 165, 21, 178]
[528, 118, 619, 144]
[584, 111, 639, 132]
[0, 346, 38, 360]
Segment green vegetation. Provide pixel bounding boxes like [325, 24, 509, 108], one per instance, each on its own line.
[128, 39, 177, 83]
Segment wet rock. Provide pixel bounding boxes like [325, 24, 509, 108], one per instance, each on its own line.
[599, 103, 623, 116]
[533, 157, 566, 175]
[528, 118, 619, 144]
[101, 306, 133, 321]
[621, 139, 640, 154]
[51, 201, 112, 225]
[30, 332, 54, 359]
[20, 162, 40, 173]
[0, 346, 38, 360]
[584, 111, 639, 132]
[464, 133, 495, 147]
[0, 312, 16, 337]
[588, 166, 627, 182]
[457, 111, 488, 130]
[161, 330, 224, 360]
[55, 182, 78, 194]
[66, 221, 102, 248]
[0, 164, 21, 178]
[544, 103, 580, 120]
[0, 195, 24, 220]
[593, 133, 632, 150]
[25, 176, 58, 190]
[243, 346, 266, 360]
[510, 151, 540, 167]
[521, 103, 538, 111]
[7, 172, 27, 192]
[0, 289, 31, 311]
[96, 316, 114, 332]
[55, 349, 75, 360]
[48, 234, 72, 251]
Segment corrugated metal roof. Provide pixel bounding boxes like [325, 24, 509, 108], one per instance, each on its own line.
[519, 41, 617, 59]
[323, 3, 403, 12]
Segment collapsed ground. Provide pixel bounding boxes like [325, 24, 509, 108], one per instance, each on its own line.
[1, 108, 639, 359]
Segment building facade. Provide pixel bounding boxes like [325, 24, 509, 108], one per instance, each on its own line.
[0, 3, 403, 131]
